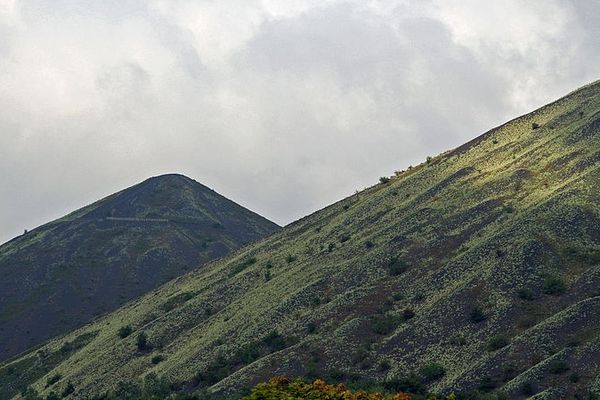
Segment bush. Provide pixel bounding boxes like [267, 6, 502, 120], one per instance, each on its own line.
[517, 288, 534, 300]
[286, 255, 297, 263]
[136, 332, 149, 351]
[470, 305, 486, 323]
[118, 325, 133, 339]
[151, 354, 164, 365]
[449, 333, 467, 346]
[543, 277, 566, 295]
[370, 315, 398, 335]
[402, 309, 415, 321]
[379, 176, 391, 184]
[61, 382, 75, 397]
[46, 392, 60, 400]
[420, 363, 445, 382]
[549, 361, 569, 374]
[388, 257, 408, 276]
[487, 335, 510, 351]
[365, 240, 375, 249]
[532, 122, 540, 130]
[46, 374, 61, 387]
[339, 234, 351, 243]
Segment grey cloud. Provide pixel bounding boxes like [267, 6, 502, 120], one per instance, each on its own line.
[0, 0, 599, 243]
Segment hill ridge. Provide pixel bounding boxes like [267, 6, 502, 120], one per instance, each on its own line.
[2, 81, 600, 399]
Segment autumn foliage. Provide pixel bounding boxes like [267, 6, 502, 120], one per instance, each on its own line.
[243, 376, 411, 400]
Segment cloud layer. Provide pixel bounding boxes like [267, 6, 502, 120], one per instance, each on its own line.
[1, 0, 599, 243]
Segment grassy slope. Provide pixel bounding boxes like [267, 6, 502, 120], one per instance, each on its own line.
[0, 174, 279, 364]
[2, 82, 600, 400]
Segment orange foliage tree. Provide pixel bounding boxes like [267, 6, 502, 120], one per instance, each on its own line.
[242, 376, 411, 400]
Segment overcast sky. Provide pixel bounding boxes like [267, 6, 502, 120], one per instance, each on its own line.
[1, 0, 599, 244]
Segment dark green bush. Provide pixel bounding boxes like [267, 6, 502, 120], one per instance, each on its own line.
[402, 309, 415, 321]
[549, 361, 569, 374]
[61, 382, 75, 397]
[370, 315, 399, 335]
[286, 255, 297, 263]
[46, 374, 61, 387]
[517, 288, 534, 300]
[136, 332, 149, 351]
[118, 325, 133, 339]
[487, 335, 510, 351]
[388, 257, 408, 276]
[420, 363, 445, 382]
[151, 354, 164, 365]
[470, 305, 487, 323]
[543, 277, 566, 295]
[379, 177, 391, 184]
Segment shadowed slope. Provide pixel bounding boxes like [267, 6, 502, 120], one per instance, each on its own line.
[2, 81, 600, 400]
[0, 174, 279, 363]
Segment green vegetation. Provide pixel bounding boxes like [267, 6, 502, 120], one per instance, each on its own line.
[543, 276, 566, 295]
[0, 174, 279, 363]
[2, 81, 600, 399]
[117, 325, 132, 339]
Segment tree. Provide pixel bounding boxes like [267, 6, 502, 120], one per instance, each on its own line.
[136, 332, 149, 351]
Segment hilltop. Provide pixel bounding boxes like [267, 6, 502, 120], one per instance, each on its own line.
[0, 174, 279, 362]
[2, 81, 600, 400]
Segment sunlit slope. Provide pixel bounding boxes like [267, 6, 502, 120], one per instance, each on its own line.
[0, 174, 279, 363]
[2, 82, 600, 399]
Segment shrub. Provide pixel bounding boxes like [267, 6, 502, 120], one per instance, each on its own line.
[522, 381, 536, 396]
[532, 122, 540, 129]
[517, 288, 534, 300]
[402, 309, 415, 321]
[46, 374, 61, 387]
[549, 361, 569, 374]
[307, 322, 317, 334]
[286, 255, 297, 263]
[543, 276, 566, 295]
[339, 234, 351, 243]
[378, 360, 391, 371]
[449, 333, 467, 346]
[370, 315, 398, 335]
[118, 325, 133, 339]
[61, 382, 75, 397]
[420, 363, 445, 382]
[365, 240, 375, 249]
[569, 372, 580, 383]
[46, 392, 60, 400]
[379, 176, 391, 184]
[151, 355, 164, 365]
[244, 377, 411, 400]
[136, 332, 149, 351]
[388, 257, 408, 276]
[487, 335, 510, 351]
[470, 305, 486, 323]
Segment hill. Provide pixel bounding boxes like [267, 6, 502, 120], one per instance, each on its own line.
[0, 174, 279, 363]
[2, 81, 600, 400]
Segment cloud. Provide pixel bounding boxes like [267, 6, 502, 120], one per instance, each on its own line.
[0, 0, 598, 243]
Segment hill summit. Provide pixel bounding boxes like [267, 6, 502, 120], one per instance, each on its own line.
[0, 174, 279, 362]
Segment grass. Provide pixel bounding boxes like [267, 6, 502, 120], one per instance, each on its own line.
[2, 80, 600, 399]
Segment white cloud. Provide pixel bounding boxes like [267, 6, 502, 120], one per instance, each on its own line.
[0, 0, 598, 243]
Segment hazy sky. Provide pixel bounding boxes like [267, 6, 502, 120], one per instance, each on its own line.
[1, 0, 599, 244]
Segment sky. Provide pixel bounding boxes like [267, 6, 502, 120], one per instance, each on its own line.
[1, 0, 599, 244]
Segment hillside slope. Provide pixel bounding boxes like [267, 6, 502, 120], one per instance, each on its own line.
[2, 82, 600, 400]
[0, 174, 279, 362]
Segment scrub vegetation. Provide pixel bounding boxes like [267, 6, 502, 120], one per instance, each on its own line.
[2, 81, 600, 400]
